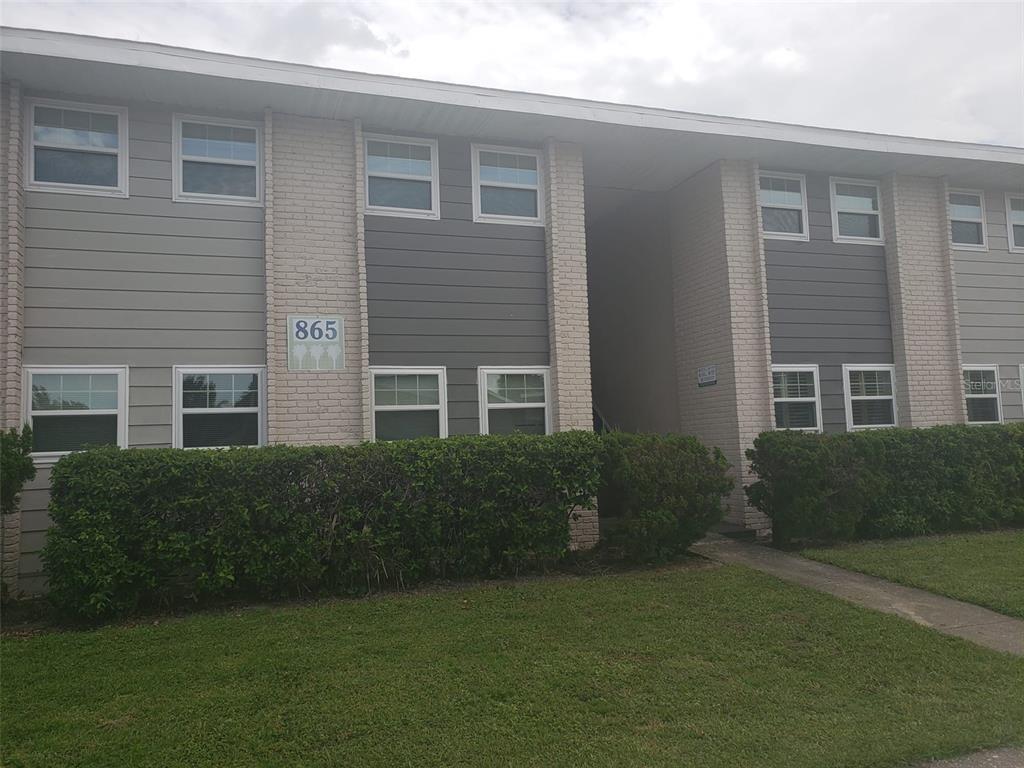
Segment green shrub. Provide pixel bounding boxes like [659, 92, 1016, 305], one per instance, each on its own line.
[746, 424, 1024, 548]
[1, 426, 36, 516]
[43, 433, 602, 620]
[599, 432, 731, 562]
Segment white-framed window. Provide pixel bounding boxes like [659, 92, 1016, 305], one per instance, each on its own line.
[471, 144, 544, 225]
[962, 365, 1002, 425]
[478, 367, 551, 435]
[1006, 194, 1024, 253]
[173, 366, 265, 449]
[25, 99, 128, 197]
[23, 366, 128, 460]
[830, 177, 883, 244]
[364, 134, 439, 219]
[370, 367, 448, 441]
[173, 115, 262, 205]
[842, 364, 897, 430]
[758, 172, 809, 241]
[771, 365, 823, 432]
[948, 189, 987, 250]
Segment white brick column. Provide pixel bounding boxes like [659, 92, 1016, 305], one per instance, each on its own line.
[543, 140, 597, 549]
[1, 81, 25, 592]
[544, 140, 593, 433]
[353, 120, 372, 440]
[264, 114, 366, 444]
[669, 160, 773, 531]
[881, 175, 966, 426]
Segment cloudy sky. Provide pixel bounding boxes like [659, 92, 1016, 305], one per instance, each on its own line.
[3, 1, 1023, 146]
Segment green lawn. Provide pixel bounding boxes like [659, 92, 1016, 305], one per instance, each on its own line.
[4, 565, 1023, 768]
[804, 530, 1024, 619]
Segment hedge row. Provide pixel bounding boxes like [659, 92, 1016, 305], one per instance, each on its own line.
[44, 431, 730, 619]
[746, 424, 1024, 547]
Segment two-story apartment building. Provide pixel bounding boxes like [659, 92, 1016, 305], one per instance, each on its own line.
[1, 28, 1022, 594]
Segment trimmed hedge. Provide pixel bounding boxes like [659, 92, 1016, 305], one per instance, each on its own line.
[1, 426, 36, 516]
[599, 432, 731, 562]
[746, 424, 1024, 547]
[44, 433, 601, 619]
[43, 431, 733, 619]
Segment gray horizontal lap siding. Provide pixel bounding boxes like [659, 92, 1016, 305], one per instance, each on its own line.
[365, 135, 549, 436]
[952, 189, 1024, 422]
[21, 97, 266, 588]
[764, 172, 894, 432]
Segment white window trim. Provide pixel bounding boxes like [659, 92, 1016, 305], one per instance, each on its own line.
[758, 171, 810, 242]
[1005, 193, 1024, 254]
[23, 365, 129, 463]
[363, 134, 440, 220]
[24, 98, 129, 198]
[477, 366, 551, 435]
[948, 188, 988, 251]
[172, 114, 263, 206]
[829, 176, 884, 244]
[962, 364, 1003, 425]
[771, 364, 823, 433]
[370, 366, 448, 441]
[842, 363, 898, 430]
[471, 143, 545, 227]
[172, 365, 267, 449]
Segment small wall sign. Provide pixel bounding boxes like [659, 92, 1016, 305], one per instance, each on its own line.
[287, 315, 344, 371]
[697, 364, 718, 388]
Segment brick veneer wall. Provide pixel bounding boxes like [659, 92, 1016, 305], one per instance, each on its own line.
[1, 81, 25, 591]
[881, 175, 966, 426]
[669, 160, 773, 531]
[543, 140, 598, 548]
[264, 114, 366, 444]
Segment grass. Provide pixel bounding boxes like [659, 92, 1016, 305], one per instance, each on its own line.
[803, 530, 1024, 619]
[3, 564, 1023, 768]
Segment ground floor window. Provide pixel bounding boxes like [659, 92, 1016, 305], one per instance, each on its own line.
[963, 366, 1002, 424]
[478, 367, 550, 435]
[371, 367, 447, 441]
[771, 365, 822, 432]
[843, 364, 897, 429]
[174, 366, 264, 448]
[24, 366, 128, 457]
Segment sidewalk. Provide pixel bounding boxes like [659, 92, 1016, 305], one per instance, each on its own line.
[692, 534, 1023, 656]
[915, 747, 1024, 767]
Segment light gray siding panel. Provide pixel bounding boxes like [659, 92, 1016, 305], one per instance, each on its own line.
[765, 172, 894, 433]
[365, 135, 548, 435]
[23, 98, 267, 469]
[29, 250, 264, 276]
[28, 288, 266, 311]
[953, 189, 1024, 422]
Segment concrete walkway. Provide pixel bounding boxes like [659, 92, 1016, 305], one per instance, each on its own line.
[693, 534, 1023, 656]
[915, 747, 1024, 767]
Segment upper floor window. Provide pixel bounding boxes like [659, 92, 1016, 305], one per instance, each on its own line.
[1006, 194, 1024, 253]
[759, 173, 809, 241]
[948, 189, 987, 250]
[26, 99, 128, 197]
[830, 178, 883, 244]
[173, 116, 262, 205]
[472, 145, 544, 225]
[364, 135, 439, 219]
[24, 366, 128, 459]
[842, 364, 897, 430]
[173, 366, 265, 448]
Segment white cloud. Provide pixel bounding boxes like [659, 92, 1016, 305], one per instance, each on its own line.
[761, 47, 805, 73]
[2, 0, 1022, 146]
